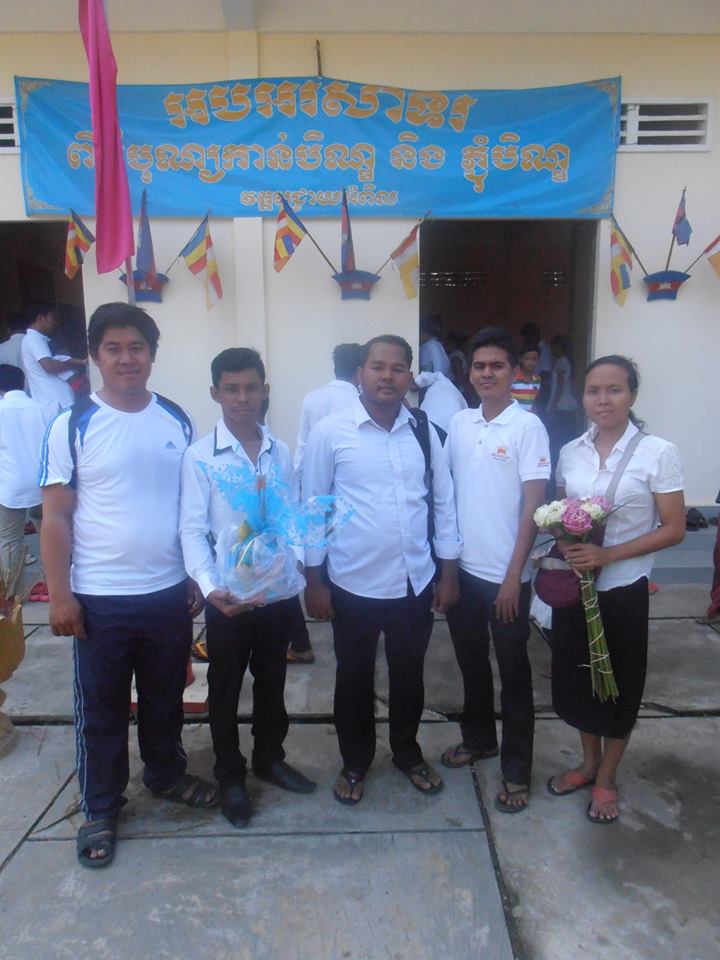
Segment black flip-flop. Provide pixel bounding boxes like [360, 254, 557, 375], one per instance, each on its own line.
[441, 743, 499, 769]
[77, 816, 119, 869]
[494, 780, 529, 814]
[333, 768, 364, 806]
[393, 759, 444, 795]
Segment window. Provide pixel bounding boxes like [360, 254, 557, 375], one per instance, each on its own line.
[0, 103, 18, 153]
[620, 99, 713, 152]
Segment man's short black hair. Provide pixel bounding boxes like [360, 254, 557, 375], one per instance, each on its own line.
[420, 314, 442, 338]
[332, 342, 363, 380]
[361, 335, 413, 368]
[211, 347, 266, 388]
[470, 326, 519, 367]
[26, 301, 55, 325]
[87, 302, 160, 360]
[0, 364, 25, 392]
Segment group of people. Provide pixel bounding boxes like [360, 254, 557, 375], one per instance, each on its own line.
[0, 300, 686, 872]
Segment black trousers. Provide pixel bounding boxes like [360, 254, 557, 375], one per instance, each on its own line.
[287, 594, 312, 653]
[446, 570, 534, 786]
[330, 581, 434, 776]
[74, 580, 192, 820]
[205, 598, 295, 782]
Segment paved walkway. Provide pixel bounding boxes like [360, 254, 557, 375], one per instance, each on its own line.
[1, 529, 719, 959]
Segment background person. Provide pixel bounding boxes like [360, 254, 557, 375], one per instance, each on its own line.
[21, 302, 86, 416]
[0, 313, 27, 370]
[511, 343, 542, 412]
[547, 356, 685, 824]
[419, 315, 451, 377]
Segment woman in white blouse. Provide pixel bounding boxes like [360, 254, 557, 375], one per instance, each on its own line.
[546, 356, 685, 824]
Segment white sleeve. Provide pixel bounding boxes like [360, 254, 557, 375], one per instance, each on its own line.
[23, 335, 51, 364]
[428, 423, 463, 560]
[518, 416, 552, 482]
[179, 448, 219, 598]
[38, 412, 74, 487]
[301, 422, 335, 567]
[649, 441, 684, 494]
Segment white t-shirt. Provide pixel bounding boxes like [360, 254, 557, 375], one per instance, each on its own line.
[39, 392, 193, 595]
[556, 422, 684, 591]
[446, 401, 551, 583]
[21, 328, 75, 414]
[0, 333, 25, 369]
[419, 338, 451, 377]
[0, 390, 50, 509]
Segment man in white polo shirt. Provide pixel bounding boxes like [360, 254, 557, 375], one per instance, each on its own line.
[0, 364, 49, 565]
[441, 327, 550, 815]
[40, 302, 216, 870]
[303, 334, 462, 805]
[21, 302, 86, 416]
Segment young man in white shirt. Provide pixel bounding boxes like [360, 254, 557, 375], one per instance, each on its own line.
[40, 303, 216, 870]
[419, 315, 451, 377]
[0, 364, 49, 564]
[21, 302, 86, 416]
[441, 327, 551, 815]
[0, 314, 27, 369]
[181, 348, 316, 829]
[303, 335, 462, 805]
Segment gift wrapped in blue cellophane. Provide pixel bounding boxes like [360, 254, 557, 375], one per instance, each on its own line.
[201, 462, 353, 603]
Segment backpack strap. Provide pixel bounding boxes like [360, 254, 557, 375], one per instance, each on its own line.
[409, 407, 437, 555]
[604, 430, 646, 504]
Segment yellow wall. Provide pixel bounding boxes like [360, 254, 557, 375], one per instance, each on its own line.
[1, 30, 719, 500]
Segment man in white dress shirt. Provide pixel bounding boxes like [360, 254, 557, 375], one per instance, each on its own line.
[440, 327, 551, 815]
[303, 335, 462, 805]
[181, 348, 316, 828]
[293, 342, 362, 479]
[21, 302, 86, 416]
[419, 315, 451, 377]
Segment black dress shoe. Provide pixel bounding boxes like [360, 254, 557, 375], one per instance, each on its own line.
[252, 760, 316, 794]
[219, 779, 252, 828]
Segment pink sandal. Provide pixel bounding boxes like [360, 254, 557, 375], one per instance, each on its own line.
[587, 786, 619, 824]
[546, 770, 595, 796]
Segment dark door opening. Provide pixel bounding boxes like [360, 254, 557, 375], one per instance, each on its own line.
[0, 221, 87, 359]
[419, 219, 597, 404]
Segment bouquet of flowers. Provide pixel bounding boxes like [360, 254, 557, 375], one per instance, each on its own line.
[533, 497, 619, 702]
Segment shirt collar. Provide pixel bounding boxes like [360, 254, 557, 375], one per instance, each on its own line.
[352, 396, 416, 431]
[471, 398, 519, 425]
[585, 419, 638, 455]
[213, 418, 274, 458]
[328, 379, 358, 391]
[27, 328, 49, 344]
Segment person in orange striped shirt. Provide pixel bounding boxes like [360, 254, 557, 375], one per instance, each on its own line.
[511, 343, 541, 412]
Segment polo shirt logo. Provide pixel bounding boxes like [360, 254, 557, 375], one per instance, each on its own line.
[165, 440, 177, 449]
[491, 445, 510, 463]
[537, 455, 550, 468]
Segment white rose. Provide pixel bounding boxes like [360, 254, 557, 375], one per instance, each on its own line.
[534, 504, 551, 527]
[581, 501, 603, 521]
[545, 501, 566, 525]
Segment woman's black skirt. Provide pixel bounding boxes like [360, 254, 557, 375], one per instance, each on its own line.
[551, 577, 649, 739]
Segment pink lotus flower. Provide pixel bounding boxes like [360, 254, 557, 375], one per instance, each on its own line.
[562, 504, 593, 535]
[588, 495, 613, 513]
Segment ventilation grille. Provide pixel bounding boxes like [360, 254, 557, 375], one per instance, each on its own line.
[420, 270, 485, 288]
[620, 100, 712, 152]
[0, 104, 18, 152]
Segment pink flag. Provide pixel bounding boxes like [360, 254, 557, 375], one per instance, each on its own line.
[78, 0, 134, 273]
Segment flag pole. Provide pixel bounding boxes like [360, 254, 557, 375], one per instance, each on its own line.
[374, 211, 432, 275]
[279, 194, 338, 274]
[611, 215, 649, 277]
[682, 233, 720, 273]
[125, 256, 136, 305]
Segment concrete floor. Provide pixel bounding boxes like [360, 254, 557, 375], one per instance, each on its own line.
[1, 526, 719, 959]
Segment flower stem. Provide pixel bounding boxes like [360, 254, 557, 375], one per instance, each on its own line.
[580, 572, 619, 702]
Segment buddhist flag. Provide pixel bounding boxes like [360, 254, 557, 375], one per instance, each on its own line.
[64, 210, 95, 280]
[610, 223, 633, 306]
[672, 187, 692, 246]
[274, 196, 307, 272]
[390, 224, 420, 299]
[78, 0, 134, 273]
[181, 216, 223, 309]
[703, 234, 720, 278]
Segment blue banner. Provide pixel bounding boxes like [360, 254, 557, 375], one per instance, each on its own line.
[15, 74, 620, 219]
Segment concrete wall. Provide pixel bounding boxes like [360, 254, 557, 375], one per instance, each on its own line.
[1, 30, 718, 501]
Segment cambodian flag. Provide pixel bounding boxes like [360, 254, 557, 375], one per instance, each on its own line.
[672, 188, 692, 246]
